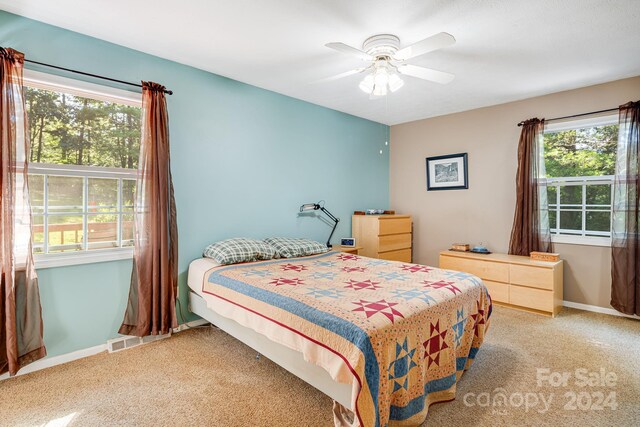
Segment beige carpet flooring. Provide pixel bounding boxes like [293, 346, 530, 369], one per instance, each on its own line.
[1, 306, 639, 427]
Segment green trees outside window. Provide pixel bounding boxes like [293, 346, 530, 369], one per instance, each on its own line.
[543, 123, 618, 237]
[25, 86, 141, 253]
[26, 87, 141, 168]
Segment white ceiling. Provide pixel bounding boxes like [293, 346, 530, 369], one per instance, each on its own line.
[1, 0, 639, 125]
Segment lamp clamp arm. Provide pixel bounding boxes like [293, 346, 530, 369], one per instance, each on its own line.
[319, 207, 339, 248]
[320, 206, 339, 224]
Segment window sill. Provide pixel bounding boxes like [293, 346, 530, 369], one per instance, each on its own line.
[34, 248, 134, 269]
[551, 235, 611, 247]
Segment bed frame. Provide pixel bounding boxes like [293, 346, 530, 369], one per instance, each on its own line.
[188, 291, 353, 409]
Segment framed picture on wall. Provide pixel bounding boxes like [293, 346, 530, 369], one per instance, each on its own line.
[426, 153, 468, 191]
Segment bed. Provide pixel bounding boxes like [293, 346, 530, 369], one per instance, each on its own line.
[187, 250, 491, 427]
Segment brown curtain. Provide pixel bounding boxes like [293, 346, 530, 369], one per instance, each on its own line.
[611, 101, 640, 315]
[119, 82, 178, 337]
[0, 48, 46, 376]
[509, 118, 551, 256]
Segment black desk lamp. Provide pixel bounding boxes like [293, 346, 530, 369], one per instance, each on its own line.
[299, 202, 340, 248]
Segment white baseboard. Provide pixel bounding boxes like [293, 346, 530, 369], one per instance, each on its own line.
[0, 319, 209, 381]
[563, 300, 640, 320]
[0, 343, 107, 381]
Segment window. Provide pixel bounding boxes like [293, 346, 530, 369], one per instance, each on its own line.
[543, 115, 618, 246]
[23, 70, 142, 267]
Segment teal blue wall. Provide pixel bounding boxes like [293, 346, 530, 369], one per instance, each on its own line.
[0, 11, 389, 358]
[37, 261, 132, 356]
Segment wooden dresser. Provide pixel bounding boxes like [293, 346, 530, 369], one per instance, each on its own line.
[352, 215, 412, 262]
[439, 250, 563, 316]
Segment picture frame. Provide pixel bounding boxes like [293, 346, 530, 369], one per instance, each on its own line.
[426, 153, 468, 191]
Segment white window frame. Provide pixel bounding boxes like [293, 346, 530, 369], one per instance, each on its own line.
[544, 114, 617, 247]
[23, 70, 142, 268]
[546, 175, 613, 247]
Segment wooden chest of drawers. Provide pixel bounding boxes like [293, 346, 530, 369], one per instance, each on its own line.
[352, 215, 412, 262]
[439, 250, 563, 316]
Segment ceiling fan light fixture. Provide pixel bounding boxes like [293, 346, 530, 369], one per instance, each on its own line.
[373, 68, 390, 88]
[359, 74, 374, 93]
[372, 83, 387, 97]
[360, 68, 403, 96]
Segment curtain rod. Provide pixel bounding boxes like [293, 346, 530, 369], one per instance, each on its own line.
[23, 58, 173, 95]
[517, 107, 618, 126]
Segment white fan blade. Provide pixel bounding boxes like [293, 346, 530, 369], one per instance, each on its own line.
[313, 68, 368, 84]
[325, 42, 373, 61]
[397, 64, 455, 84]
[394, 32, 456, 60]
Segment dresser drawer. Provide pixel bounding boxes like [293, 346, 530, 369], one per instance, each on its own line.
[378, 233, 411, 252]
[378, 218, 412, 236]
[440, 256, 509, 283]
[483, 280, 509, 303]
[378, 248, 411, 262]
[509, 285, 554, 312]
[510, 265, 554, 290]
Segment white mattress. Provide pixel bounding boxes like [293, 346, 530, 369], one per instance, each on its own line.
[187, 257, 221, 297]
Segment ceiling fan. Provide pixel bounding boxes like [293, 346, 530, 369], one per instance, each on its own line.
[322, 32, 456, 97]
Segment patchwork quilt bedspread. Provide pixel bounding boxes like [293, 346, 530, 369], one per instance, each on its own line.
[201, 251, 492, 427]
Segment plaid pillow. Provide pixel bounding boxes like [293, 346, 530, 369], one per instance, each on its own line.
[203, 238, 277, 265]
[264, 237, 329, 258]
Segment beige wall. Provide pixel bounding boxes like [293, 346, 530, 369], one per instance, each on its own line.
[390, 76, 640, 309]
